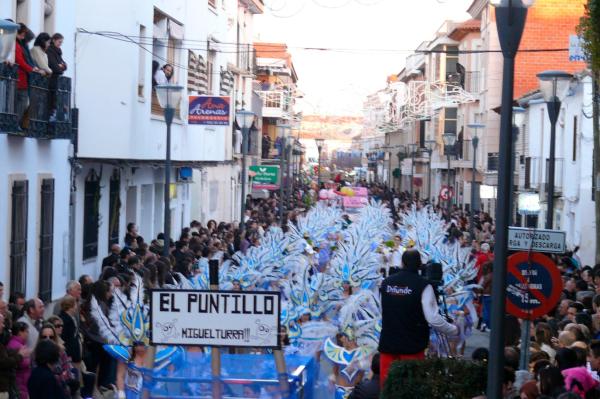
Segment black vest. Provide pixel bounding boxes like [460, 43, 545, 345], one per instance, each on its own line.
[378, 269, 430, 354]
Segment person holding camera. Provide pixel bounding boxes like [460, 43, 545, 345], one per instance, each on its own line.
[378, 249, 459, 388]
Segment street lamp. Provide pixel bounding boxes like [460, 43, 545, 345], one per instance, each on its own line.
[155, 84, 183, 257]
[236, 109, 256, 224]
[537, 70, 573, 229]
[278, 125, 291, 222]
[424, 140, 435, 201]
[487, 0, 535, 397]
[467, 123, 484, 238]
[0, 20, 18, 63]
[315, 138, 325, 185]
[408, 143, 418, 201]
[442, 132, 457, 213]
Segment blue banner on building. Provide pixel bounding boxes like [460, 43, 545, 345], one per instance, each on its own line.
[188, 96, 231, 125]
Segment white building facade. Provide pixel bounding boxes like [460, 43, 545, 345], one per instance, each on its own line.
[1, 0, 264, 297]
[517, 75, 595, 266]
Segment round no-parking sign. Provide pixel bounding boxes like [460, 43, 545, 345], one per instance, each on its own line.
[505, 252, 563, 320]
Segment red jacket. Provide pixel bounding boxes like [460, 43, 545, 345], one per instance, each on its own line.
[15, 41, 33, 90]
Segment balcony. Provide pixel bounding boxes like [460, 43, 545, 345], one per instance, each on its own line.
[0, 66, 73, 139]
[239, 0, 264, 14]
[446, 71, 481, 95]
[236, 44, 255, 73]
[528, 157, 564, 196]
[256, 90, 292, 119]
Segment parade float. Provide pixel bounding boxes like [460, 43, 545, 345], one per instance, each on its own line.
[90, 200, 479, 398]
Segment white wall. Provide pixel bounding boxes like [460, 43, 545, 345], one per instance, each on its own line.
[191, 164, 239, 224]
[0, 136, 72, 301]
[523, 77, 596, 266]
[73, 0, 235, 163]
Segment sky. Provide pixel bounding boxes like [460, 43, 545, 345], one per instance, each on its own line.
[254, 0, 473, 116]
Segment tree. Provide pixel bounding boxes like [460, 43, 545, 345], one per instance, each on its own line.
[578, 0, 600, 262]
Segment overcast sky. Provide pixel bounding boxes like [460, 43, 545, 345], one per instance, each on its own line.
[255, 0, 472, 116]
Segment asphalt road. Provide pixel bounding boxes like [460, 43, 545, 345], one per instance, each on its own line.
[464, 328, 491, 359]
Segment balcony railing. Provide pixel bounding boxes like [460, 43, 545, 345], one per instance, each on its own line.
[237, 44, 255, 73]
[0, 67, 72, 139]
[463, 71, 480, 94]
[256, 90, 292, 119]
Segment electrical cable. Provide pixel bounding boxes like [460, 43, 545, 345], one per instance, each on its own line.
[78, 30, 570, 55]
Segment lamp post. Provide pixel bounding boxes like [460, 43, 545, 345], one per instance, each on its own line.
[537, 70, 573, 229]
[396, 148, 405, 192]
[278, 125, 291, 222]
[235, 109, 256, 224]
[424, 140, 435, 202]
[487, 1, 534, 397]
[0, 20, 18, 63]
[442, 132, 457, 214]
[408, 143, 418, 201]
[155, 84, 183, 257]
[467, 123, 484, 238]
[315, 138, 325, 185]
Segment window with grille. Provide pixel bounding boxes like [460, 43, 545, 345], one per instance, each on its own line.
[10, 180, 28, 296]
[108, 172, 121, 250]
[39, 178, 54, 303]
[152, 10, 183, 115]
[83, 171, 100, 260]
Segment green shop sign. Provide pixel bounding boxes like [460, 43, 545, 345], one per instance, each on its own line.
[249, 165, 280, 190]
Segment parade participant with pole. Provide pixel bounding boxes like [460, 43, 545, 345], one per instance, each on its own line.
[378, 249, 459, 388]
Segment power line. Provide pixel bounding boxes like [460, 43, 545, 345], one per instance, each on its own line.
[78, 30, 570, 55]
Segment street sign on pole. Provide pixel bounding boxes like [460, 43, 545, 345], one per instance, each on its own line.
[507, 227, 566, 254]
[250, 165, 280, 190]
[439, 186, 454, 201]
[506, 252, 563, 320]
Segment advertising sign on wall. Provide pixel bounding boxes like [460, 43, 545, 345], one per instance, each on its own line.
[188, 96, 231, 125]
[249, 165, 280, 190]
[150, 289, 281, 348]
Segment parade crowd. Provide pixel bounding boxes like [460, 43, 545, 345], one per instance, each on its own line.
[0, 181, 595, 399]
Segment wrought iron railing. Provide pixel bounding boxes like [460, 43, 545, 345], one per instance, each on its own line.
[0, 63, 18, 132]
[0, 69, 72, 139]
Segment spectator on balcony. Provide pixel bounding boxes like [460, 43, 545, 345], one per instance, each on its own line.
[46, 33, 67, 120]
[262, 134, 271, 158]
[154, 63, 173, 86]
[15, 23, 42, 129]
[31, 33, 52, 76]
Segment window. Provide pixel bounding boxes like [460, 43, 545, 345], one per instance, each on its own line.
[138, 24, 146, 98]
[152, 9, 183, 114]
[487, 153, 499, 171]
[444, 107, 457, 134]
[525, 157, 531, 189]
[39, 178, 54, 303]
[10, 180, 28, 296]
[108, 171, 121, 250]
[572, 116, 577, 162]
[82, 170, 100, 260]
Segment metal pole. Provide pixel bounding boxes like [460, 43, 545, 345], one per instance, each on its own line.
[287, 143, 293, 212]
[546, 99, 560, 229]
[470, 139, 478, 239]
[317, 146, 322, 185]
[163, 108, 174, 258]
[428, 152, 432, 202]
[241, 127, 248, 224]
[410, 151, 415, 200]
[279, 138, 286, 222]
[519, 319, 531, 370]
[447, 153, 451, 213]
[487, 4, 528, 398]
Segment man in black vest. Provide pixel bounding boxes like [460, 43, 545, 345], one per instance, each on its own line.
[378, 249, 459, 388]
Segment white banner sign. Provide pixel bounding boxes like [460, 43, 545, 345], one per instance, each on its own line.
[150, 290, 281, 348]
[508, 227, 566, 254]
